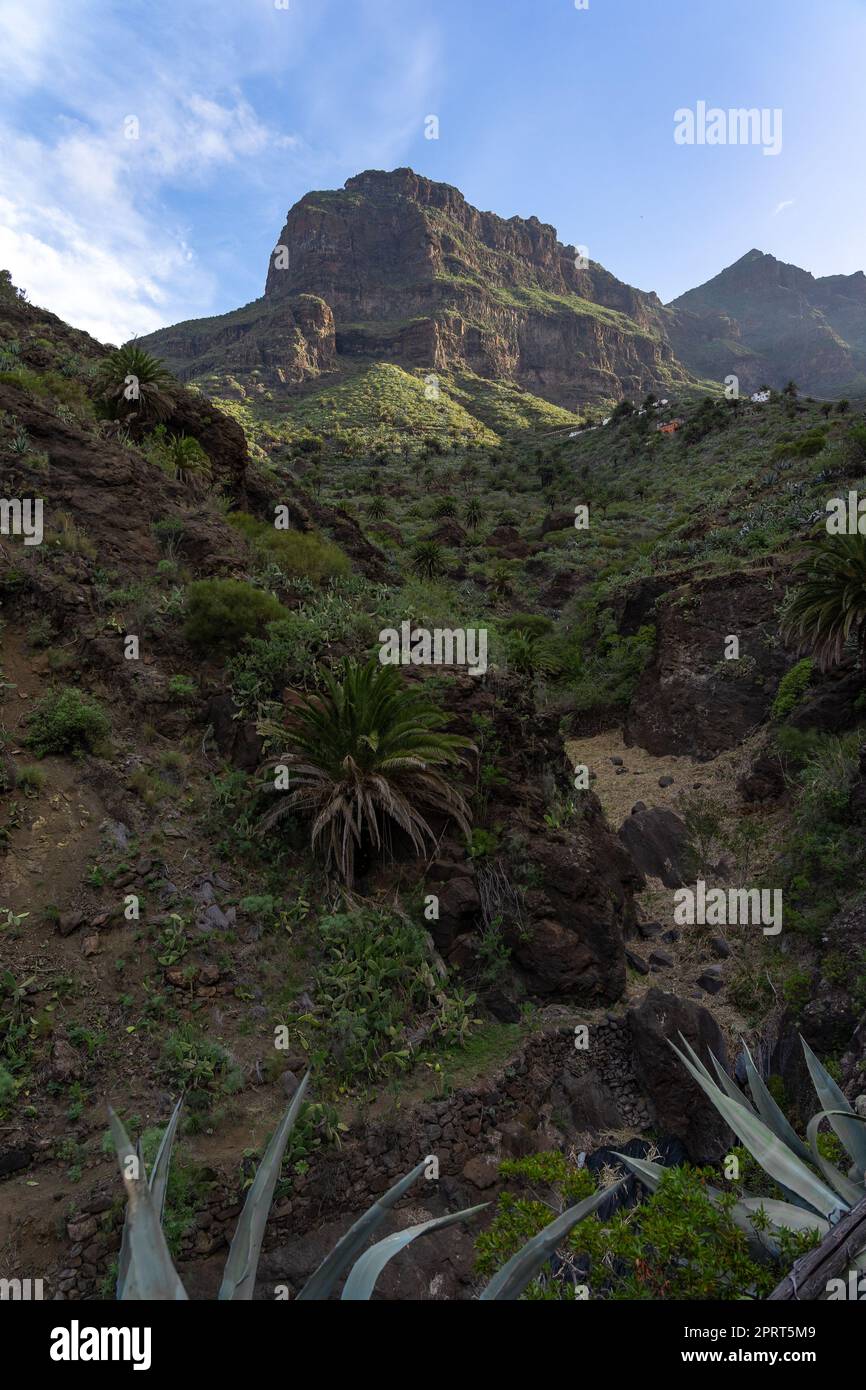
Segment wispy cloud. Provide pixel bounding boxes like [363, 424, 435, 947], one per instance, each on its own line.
[773, 198, 795, 216]
[0, 0, 440, 341]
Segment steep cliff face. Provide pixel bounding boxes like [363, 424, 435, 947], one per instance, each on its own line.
[669, 249, 866, 396]
[138, 168, 701, 411]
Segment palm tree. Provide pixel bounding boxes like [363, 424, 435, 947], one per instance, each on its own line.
[93, 344, 175, 423]
[257, 660, 473, 885]
[781, 532, 866, 669]
[464, 497, 483, 531]
[411, 539, 445, 580]
[165, 433, 211, 487]
[366, 496, 389, 522]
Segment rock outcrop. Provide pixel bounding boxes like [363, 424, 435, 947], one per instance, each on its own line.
[138, 168, 702, 411]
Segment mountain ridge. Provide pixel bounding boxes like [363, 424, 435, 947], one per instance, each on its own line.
[136, 168, 866, 416]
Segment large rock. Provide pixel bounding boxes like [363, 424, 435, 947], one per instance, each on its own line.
[618, 806, 689, 887]
[625, 571, 796, 759]
[789, 666, 866, 734]
[627, 990, 731, 1161]
[511, 817, 639, 1002]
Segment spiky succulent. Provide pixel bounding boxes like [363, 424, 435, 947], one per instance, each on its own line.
[617, 1034, 866, 1278]
[110, 1073, 620, 1300]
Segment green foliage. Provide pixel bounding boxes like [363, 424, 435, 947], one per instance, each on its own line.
[569, 619, 656, 712]
[227, 512, 349, 583]
[771, 658, 814, 720]
[772, 428, 827, 460]
[143, 427, 211, 486]
[411, 539, 446, 580]
[184, 579, 286, 654]
[298, 904, 478, 1086]
[781, 532, 866, 670]
[93, 344, 175, 422]
[257, 659, 473, 885]
[475, 1152, 815, 1300]
[25, 687, 110, 757]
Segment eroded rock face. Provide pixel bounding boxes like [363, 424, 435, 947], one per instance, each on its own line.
[627, 989, 731, 1162]
[140, 167, 700, 410]
[625, 571, 795, 758]
[416, 672, 643, 1005]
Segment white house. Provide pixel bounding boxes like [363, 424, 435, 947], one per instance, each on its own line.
[751, 390, 771, 404]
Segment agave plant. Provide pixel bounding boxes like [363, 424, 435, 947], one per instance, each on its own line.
[93, 344, 176, 425]
[110, 1073, 622, 1300]
[616, 1034, 866, 1278]
[781, 532, 866, 670]
[257, 659, 473, 886]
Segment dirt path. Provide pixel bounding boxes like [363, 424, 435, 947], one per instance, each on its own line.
[566, 727, 780, 1047]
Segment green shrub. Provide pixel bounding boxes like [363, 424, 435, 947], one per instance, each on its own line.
[25, 688, 110, 757]
[771, 658, 814, 721]
[475, 1151, 818, 1300]
[298, 904, 478, 1086]
[184, 579, 285, 654]
[227, 512, 349, 582]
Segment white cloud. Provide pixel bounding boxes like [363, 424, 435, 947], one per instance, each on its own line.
[0, 0, 440, 342]
[773, 199, 795, 216]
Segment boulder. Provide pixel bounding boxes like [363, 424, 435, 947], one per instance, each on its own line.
[558, 1069, 624, 1130]
[429, 874, 481, 953]
[618, 806, 689, 888]
[625, 571, 795, 758]
[627, 989, 731, 1162]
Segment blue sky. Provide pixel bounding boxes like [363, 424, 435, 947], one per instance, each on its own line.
[1, 0, 865, 342]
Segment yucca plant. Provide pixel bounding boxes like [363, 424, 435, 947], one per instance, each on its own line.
[781, 532, 866, 670]
[616, 1034, 866, 1279]
[411, 539, 445, 580]
[93, 344, 176, 424]
[257, 659, 473, 886]
[111, 1073, 621, 1300]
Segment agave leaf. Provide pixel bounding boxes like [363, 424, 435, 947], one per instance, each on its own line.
[116, 1137, 142, 1300]
[611, 1152, 665, 1191]
[675, 1032, 717, 1088]
[108, 1108, 188, 1300]
[741, 1044, 812, 1165]
[478, 1180, 625, 1301]
[670, 1040, 842, 1219]
[802, 1036, 866, 1177]
[708, 1049, 758, 1115]
[805, 1109, 864, 1208]
[298, 1156, 434, 1300]
[735, 1197, 829, 1239]
[218, 1073, 311, 1300]
[341, 1205, 487, 1301]
[149, 1096, 183, 1223]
